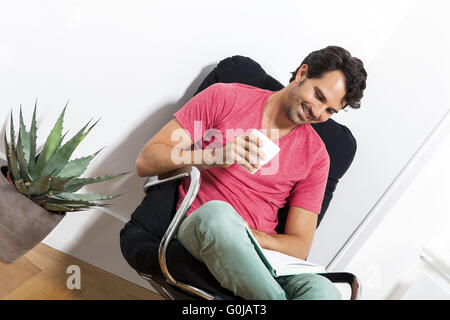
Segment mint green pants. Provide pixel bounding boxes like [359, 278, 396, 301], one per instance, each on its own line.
[177, 200, 342, 300]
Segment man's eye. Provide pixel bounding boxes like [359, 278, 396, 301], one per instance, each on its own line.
[326, 109, 334, 115]
[315, 93, 322, 101]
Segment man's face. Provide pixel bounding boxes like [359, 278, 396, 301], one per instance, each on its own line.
[284, 66, 347, 125]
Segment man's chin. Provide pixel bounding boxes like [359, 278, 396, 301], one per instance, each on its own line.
[294, 114, 309, 125]
[286, 108, 308, 125]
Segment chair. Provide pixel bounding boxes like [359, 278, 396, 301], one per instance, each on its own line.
[120, 55, 361, 300]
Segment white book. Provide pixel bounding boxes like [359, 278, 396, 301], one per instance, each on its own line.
[245, 225, 326, 277]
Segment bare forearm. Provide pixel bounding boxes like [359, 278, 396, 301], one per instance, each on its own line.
[136, 143, 213, 177]
[250, 228, 311, 260]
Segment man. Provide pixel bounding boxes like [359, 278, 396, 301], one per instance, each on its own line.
[136, 46, 367, 300]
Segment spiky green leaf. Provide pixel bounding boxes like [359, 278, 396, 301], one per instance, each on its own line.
[28, 102, 38, 178]
[81, 118, 100, 142]
[19, 106, 31, 164]
[4, 133, 14, 181]
[35, 105, 67, 175]
[28, 172, 53, 196]
[10, 110, 16, 149]
[56, 148, 103, 178]
[16, 129, 32, 182]
[47, 197, 110, 209]
[57, 131, 68, 150]
[3, 132, 7, 153]
[48, 196, 97, 206]
[63, 172, 128, 193]
[49, 176, 75, 192]
[70, 204, 109, 211]
[57, 203, 98, 209]
[14, 179, 29, 197]
[40, 119, 94, 177]
[44, 202, 73, 213]
[52, 192, 120, 202]
[8, 142, 21, 183]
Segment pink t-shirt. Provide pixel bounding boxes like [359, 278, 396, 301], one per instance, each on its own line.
[173, 83, 330, 234]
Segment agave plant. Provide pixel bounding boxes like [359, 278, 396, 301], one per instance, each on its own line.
[3, 102, 126, 213]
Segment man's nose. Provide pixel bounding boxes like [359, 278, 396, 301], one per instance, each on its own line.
[309, 104, 323, 121]
[310, 103, 328, 121]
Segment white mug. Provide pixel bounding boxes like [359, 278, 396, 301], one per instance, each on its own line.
[241, 129, 280, 174]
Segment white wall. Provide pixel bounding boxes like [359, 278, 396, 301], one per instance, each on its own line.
[1, 0, 449, 293]
[310, 0, 450, 266]
[343, 121, 450, 300]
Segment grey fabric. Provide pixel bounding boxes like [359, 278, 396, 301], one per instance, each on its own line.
[0, 173, 64, 263]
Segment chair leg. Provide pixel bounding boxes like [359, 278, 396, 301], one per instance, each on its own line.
[139, 273, 176, 300]
[350, 275, 361, 300]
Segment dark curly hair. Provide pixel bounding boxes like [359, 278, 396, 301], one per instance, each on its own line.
[289, 46, 367, 109]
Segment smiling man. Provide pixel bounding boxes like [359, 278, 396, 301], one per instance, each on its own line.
[136, 46, 367, 300]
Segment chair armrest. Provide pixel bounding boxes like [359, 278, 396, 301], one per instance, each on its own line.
[320, 272, 361, 300]
[143, 166, 197, 193]
[143, 166, 215, 300]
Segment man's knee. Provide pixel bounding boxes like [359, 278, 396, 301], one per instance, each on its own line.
[281, 274, 342, 300]
[188, 200, 242, 239]
[191, 200, 240, 229]
[304, 274, 342, 300]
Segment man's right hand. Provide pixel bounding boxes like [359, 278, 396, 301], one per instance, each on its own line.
[136, 118, 267, 177]
[212, 133, 266, 173]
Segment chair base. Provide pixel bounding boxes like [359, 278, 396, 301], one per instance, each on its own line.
[139, 272, 201, 300]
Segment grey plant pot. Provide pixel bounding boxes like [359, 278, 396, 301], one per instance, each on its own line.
[0, 171, 65, 263]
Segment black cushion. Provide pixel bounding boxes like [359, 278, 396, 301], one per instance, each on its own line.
[120, 55, 357, 299]
[120, 181, 240, 299]
[195, 56, 285, 94]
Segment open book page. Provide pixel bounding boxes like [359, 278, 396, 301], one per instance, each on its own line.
[245, 225, 326, 277]
[261, 248, 326, 276]
[261, 248, 322, 267]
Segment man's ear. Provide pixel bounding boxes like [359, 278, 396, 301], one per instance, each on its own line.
[295, 64, 308, 82]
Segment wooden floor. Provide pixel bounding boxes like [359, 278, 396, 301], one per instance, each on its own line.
[0, 243, 163, 300]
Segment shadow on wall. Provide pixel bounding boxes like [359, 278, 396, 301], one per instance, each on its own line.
[1, 64, 216, 222]
[80, 63, 216, 221]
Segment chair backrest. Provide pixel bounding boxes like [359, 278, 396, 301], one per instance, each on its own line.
[193, 55, 357, 231]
